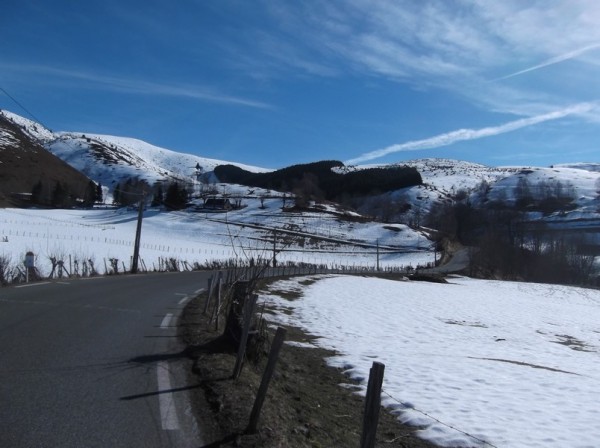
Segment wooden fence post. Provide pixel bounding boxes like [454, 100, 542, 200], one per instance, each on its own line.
[246, 327, 287, 434]
[232, 294, 258, 379]
[214, 275, 222, 331]
[360, 361, 385, 448]
[203, 276, 213, 315]
[224, 280, 250, 341]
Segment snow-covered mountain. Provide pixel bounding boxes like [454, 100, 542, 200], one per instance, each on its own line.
[2, 109, 599, 228]
[386, 158, 519, 215]
[0, 110, 268, 192]
[349, 157, 600, 229]
[555, 162, 600, 172]
[0, 111, 95, 206]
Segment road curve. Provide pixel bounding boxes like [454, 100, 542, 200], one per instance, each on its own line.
[0, 271, 211, 448]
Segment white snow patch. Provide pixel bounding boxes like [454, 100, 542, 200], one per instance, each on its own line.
[262, 275, 600, 448]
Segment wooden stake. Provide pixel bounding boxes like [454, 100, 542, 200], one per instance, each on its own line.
[246, 327, 286, 434]
[214, 275, 222, 331]
[360, 361, 385, 448]
[232, 294, 258, 379]
[203, 276, 213, 315]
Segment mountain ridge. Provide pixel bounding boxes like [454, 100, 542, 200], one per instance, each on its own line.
[1, 109, 599, 227]
[0, 112, 95, 206]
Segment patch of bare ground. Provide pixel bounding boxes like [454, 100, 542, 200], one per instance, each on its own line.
[179, 287, 438, 448]
[552, 334, 595, 352]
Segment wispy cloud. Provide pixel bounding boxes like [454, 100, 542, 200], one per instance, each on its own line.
[345, 103, 596, 165]
[261, 2, 600, 119]
[1, 63, 272, 109]
[494, 43, 600, 81]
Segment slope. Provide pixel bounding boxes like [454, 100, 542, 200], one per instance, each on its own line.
[1, 109, 269, 198]
[0, 112, 95, 207]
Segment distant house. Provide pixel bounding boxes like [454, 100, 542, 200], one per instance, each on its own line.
[199, 196, 244, 212]
[10, 192, 33, 203]
[203, 197, 233, 211]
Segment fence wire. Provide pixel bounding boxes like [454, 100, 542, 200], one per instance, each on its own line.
[381, 388, 499, 448]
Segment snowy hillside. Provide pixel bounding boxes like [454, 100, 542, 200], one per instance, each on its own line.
[0, 197, 433, 279]
[263, 274, 600, 448]
[0, 110, 269, 192]
[409, 158, 517, 216]
[0, 110, 54, 142]
[400, 159, 600, 220]
[400, 158, 517, 193]
[486, 166, 600, 208]
[2, 109, 598, 230]
[555, 162, 600, 172]
[48, 132, 269, 191]
[0, 111, 95, 207]
[351, 158, 600, 229]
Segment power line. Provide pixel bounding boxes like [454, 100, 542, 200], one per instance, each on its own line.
[0, 86, 49, 129]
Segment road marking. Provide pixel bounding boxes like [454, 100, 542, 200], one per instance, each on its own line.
[56, 281, 70, 285]
[0, 298, 140, 314]
[178, 296, 191, 305]
[0, 298, 51, 305]
[156, 361, 179, 430]
[160, 313, 173, 329]
[175, 293, 187, 296]
[79, 277, 107, 281]
[194, 288, 205, 295]
[15, 282, 51, 288]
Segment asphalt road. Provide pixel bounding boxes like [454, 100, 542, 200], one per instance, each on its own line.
[0, 271, 211, 448]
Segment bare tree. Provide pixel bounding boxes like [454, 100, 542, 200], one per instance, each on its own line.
[0, 254, 14, 285]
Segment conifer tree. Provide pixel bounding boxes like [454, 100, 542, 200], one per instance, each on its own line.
[96, 183, 103, 203]
[31, 180, 44, 205]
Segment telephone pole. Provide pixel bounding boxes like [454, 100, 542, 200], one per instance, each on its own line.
[376, 239, 380, 272]
[131, 193, 145, 274]
[272, 229, 277, 267]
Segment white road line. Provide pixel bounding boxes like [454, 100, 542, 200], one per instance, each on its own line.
[174, 293, 187, 296]
[156, 361, 179, 430]
[0, 298, 50, 305]
[15, 282, 51, 288]
[194, 288, 205, 295]
[56, 281, 70, 285]
[178, 296, 191, 305]
[79, 277, 107, 281]
[160, 313, 173, 329]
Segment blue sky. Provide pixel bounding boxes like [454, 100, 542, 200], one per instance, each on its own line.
[1, 0, 599, 169]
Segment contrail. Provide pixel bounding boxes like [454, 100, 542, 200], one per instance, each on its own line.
[344, 102, 595, 165]
[495, 43, 600, 81]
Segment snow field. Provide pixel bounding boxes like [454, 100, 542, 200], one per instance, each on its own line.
[0, 206, 433, 277]
[261, 275, 600, 448]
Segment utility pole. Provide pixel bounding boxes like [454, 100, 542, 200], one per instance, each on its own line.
[376, 239, 380, 272]
[131, 193, 145, 274]
[272, 229, 277, 267]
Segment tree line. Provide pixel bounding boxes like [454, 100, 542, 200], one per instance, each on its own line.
[214, 160, 423, 206]
[112, 177, 191, 210]
[30, 180, 101, 208]
[426, 177, 598, 286]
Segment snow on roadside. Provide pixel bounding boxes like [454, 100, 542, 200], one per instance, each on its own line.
[261, 275, 600, 448]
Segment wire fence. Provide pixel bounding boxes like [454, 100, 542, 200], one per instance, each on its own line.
[380, 388, 498, 448]
[206, 265, 498, 448]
